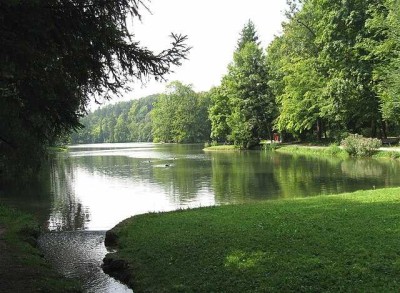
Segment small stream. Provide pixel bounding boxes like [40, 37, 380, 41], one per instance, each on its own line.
[38, 231, 131, 293]
[3, 143, 400, 292]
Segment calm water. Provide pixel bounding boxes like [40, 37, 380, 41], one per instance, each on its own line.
[2, 143, 400, 292]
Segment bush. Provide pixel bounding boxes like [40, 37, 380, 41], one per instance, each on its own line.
[341, 134, 381, 157]
[204, 141, 222, 148]
[263, 142, 280, 151]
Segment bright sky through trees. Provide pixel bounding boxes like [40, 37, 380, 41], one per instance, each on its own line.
[122, 0, 287, 101]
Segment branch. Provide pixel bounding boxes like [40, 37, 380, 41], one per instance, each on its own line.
[0, 135, 16, 149]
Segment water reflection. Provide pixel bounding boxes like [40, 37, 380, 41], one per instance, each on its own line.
[42, 143, 400, 231]
[210, 151, 281, 203]
[4, 143, 400, 293]
[48, 158, 90, 231]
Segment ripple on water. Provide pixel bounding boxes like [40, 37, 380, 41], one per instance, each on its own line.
[38, 231, 132, 293]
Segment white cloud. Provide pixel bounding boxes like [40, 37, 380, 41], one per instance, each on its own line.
[94, 0, 287, 109]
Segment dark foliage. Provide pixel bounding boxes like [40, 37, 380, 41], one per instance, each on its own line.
[0, 0, 189, 178]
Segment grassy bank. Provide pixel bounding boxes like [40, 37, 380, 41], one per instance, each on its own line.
[276, 145, 400, 160]
[0, 205, 80, 292]
[275, 145, 349, 158]
[203, 145, 237, 151]
[104, 188, 400, 292]
[373, 150, 400, 159]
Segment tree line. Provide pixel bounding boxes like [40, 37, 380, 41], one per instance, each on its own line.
[210, 0, 400, 147]
[76, 0, 400, 149]
[266, 0, 400, 143]
[71, 82, 211, 144]
[4, 0, 400, 177]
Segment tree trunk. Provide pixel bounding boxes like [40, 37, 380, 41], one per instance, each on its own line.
[316, 118, 322, 141]
[381, 120, 388, 139]
[371, 119, 377, 138]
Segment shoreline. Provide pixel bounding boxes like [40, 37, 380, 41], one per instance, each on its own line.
[204, 143, 400, 160]
[103, 187, 400, 292]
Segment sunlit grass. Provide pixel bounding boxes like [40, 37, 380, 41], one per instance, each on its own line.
[105, 188, 400, 292]
[373, 150, 400, 159]
[276, 145, 349, 158]
[203, 145, 237, 151]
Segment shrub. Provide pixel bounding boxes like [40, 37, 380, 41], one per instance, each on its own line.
[211, 140, 219, 147]
[263, 142, 280, 151]
[340, 134, 381, 157]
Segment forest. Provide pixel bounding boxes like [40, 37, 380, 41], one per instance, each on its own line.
[72, 0, 400, 149]
[71, 82, 211, 144]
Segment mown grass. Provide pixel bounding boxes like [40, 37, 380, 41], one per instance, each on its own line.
[276, 145, 349, 159]
[203, 145, 237, 151]
[106, 188, 400, 293]
[0, 205, 81, 292]
[373, 150, 400, 160]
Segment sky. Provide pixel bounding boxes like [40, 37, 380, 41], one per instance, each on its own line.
[99, 0, 288, 107]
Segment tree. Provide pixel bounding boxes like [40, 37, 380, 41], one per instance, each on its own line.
[128, 95, 158, 142]
[210, 21, 275, 148]
[208, 86, 231, 142]
[152, 81, 211, 143]
[227, 42, 275, 147]
[374, 0, 400, 133]
[267, 6, 327, 140]
[268, 0, 396, 141]
[0, 0, 189, 177]
[237, 20, 260, 51]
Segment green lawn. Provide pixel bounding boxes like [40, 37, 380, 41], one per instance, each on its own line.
[203, 145, 237, 151]
[105, 188, 400, 292]
[275, 145, 349, 158]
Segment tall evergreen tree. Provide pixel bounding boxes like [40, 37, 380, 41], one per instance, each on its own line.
[237, 20, 260, 51]
[0, 0, 189, 177]
[210, 21, 276, 148]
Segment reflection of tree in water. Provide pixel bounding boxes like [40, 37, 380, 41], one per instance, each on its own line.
[211, 151, 281, 203]
[340, 159, 384, 179]
[72, 145, 211, 204]
[211, 151, 400, 201]
[274, 154, 400, 197]
[48, 157, 90, 231]
[340, 158, 400, 189]
[272, 154, 345, 197]
[152, 158, 212, 203]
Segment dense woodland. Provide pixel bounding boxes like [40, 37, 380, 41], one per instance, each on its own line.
[71, 82, 211, 144]
[74, 0, 400, 148]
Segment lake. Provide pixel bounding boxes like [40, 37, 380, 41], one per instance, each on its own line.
[2, 143, 400, 292]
